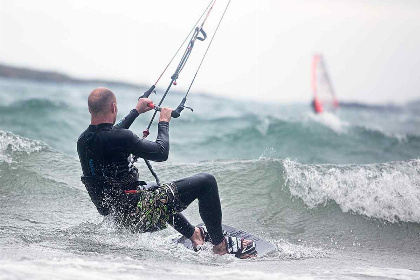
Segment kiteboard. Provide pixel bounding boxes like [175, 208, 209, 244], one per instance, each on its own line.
[177, 223, 276, 257]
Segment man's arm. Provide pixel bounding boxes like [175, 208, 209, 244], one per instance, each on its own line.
[128, 121, 169, 162]
[128, 107, 172, 162]
[114, 109, 139, 129]
[114, 98, 153, 129]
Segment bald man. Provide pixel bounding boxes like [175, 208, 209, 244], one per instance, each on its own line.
[77, 88, 256, 258]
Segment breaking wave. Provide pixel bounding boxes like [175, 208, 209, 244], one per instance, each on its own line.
[283, 158, 420, 223]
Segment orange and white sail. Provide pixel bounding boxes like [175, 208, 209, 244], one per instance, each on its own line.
[312, 54, 338, 114]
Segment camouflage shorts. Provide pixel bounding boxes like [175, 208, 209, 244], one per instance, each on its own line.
[127, 182, 186, 232]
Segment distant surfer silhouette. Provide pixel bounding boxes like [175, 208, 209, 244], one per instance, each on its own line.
[312, 98, 323, 114]
[77, 87, 256, 258]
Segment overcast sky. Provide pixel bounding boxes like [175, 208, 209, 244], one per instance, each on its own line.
[1, 0, 420, 104]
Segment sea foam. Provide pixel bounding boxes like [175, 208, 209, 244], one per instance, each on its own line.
[0, 130, 46, 163]
[283, 159, 420, 223]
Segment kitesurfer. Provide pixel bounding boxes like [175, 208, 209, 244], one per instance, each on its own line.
[77, 87, 256, 258]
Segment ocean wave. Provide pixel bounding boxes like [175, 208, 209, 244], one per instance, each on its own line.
[181, 115, 420, 164]
[308, 111, 349, 133]
[1, 98, 68, 111]
[1, 128, 419, 225]
[196, 113, 420, 145]
[0, 130, 47, 163]
[137, 158, 420, 226]
[1, 144, 420, 254]
[283, 158, 420, 223]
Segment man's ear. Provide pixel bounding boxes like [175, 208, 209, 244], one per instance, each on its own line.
[111, 102, 117, 114]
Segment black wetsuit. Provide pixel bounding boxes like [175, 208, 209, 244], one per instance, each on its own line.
[77, 109, 224, 245]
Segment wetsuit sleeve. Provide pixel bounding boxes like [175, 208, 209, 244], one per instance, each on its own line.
[114, 109, 139, 129]
[129, 122, 169, 161]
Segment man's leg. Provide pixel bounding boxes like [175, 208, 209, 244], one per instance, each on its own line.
[172, 173, 224, 245]
[167, 213, 195, 239]
[167, 173, 255, 257]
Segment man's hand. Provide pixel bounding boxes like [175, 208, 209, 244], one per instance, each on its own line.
[136, 98, 153, 114]
[159, 107, 172, 123]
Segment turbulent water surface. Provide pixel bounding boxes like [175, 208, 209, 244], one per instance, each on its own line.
[1, 77, 420, 279]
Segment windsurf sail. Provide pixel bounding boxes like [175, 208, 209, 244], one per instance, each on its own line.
[311, 54, 338, 114]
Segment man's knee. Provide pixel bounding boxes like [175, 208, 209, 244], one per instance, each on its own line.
[196, 173, 217, 187]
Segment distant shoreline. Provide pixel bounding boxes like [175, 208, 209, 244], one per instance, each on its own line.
[1, 62, 418, 108]
[0, 62, 142, 89]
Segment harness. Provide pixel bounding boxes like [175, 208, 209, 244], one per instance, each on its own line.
[81, 125, 147, 215]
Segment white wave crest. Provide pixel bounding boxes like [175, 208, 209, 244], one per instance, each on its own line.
[309, 112, 348, 133]
[283, 159, 420, 223]
[0, 130, 46, 163]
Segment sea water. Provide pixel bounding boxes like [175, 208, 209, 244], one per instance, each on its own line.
[0, 77, 419, 279]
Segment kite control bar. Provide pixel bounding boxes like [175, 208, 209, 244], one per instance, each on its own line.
[147, 98, 193, 119]
[139, 85, 193, 119]
[139, 85, 194, 119]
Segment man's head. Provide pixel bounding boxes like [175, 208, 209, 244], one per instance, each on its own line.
[88, 87, 118, 124]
